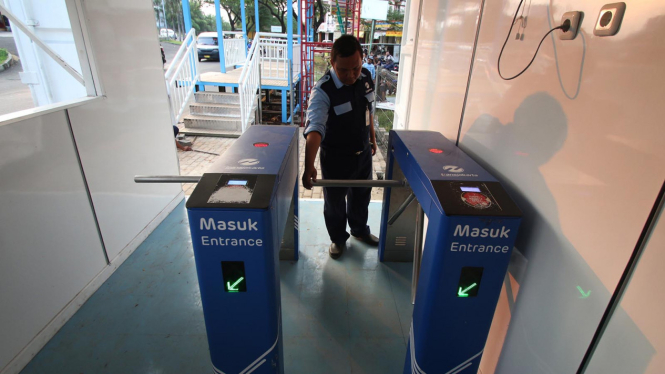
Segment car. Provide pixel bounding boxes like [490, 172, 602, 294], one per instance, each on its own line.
[197, 32, 219, 61]
[160, 28, 176, 39]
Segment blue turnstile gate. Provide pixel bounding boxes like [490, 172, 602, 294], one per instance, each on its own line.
[186, 125, 299, 374]
[136, 127, 521, 374]
[378, 130, 523, 374]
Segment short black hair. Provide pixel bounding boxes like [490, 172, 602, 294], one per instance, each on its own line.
[331, 35, 363, 63]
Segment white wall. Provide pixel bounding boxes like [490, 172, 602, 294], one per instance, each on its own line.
[586, 193, 664, 374]
[68, 0, 182, 261]
[404, 0, 483, 139]
[0, 0, 183, 372]
[404, 0, 665, 372]
[0, 111, 107, 371]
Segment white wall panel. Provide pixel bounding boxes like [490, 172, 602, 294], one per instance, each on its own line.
[406, 0, 482, 139]
[67, 0, 182, 261]
[0, 112, 107, 370]
[452, 1, 665, 373]
[392, 0, 421, 130]
[586, 194, 663, 374]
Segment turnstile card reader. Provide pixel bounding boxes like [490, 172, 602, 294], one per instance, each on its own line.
[186, 125, 299, 374]
[378, 131, 522, 374]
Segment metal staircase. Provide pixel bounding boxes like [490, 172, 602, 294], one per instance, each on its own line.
[180, 92, 255, 137]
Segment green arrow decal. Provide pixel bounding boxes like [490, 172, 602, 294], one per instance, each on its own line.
[458, 283, 477, 297]
[577, 286, 591, 299]
[227, 277, 244, 292]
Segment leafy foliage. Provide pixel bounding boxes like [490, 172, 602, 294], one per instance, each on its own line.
[386, 7, 403, 30]
[155, 0, 329, 37]
[189, 1, 217, 33]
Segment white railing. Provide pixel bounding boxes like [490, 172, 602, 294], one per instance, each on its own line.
[165, 28, 199, 126]
[257, 33, 301, 81]
[293, 42, 301, 78]
[238, 33, 261, 132]
[224, 38, 246, 67]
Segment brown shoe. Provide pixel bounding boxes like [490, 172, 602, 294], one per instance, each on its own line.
[352, 233, 379, 247]
[329, 242, 346, 259]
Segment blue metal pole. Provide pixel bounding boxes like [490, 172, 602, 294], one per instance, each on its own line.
[182, 0, 192, 32]
[282, 90, 287, 122]
[287, 0, 293, 61]
[308, 4, 313, 42]
[181, 1, 201, 90]
[287, 0, 294, 125]
[254, 0, 260, 33]
[240, 0, 248, 53]
[214, 0, 227, 73]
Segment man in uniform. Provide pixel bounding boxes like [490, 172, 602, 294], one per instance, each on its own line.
[301, 35, 378, 259]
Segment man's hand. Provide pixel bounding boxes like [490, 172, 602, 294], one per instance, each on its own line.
[302, 166, 317, 190]
[371, 141, 377, 156]
[303, 131, 322, 190]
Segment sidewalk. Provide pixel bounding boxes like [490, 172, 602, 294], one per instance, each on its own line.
[177, 127, 386, 201]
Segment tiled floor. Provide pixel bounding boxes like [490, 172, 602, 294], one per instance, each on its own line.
[178, 127, 387, 200]
[20, 200, 413, 374]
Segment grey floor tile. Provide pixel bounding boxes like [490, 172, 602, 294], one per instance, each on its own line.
[299, 297, 350, 339]
[346, 266, 395, 301]
[348, 337, 407, 374]
[284, 336, 351, 374]
[348, 298, 403, 339]
[301, 261, 348, 300]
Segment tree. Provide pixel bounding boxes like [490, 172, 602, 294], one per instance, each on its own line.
[291, 0, 327, 37]
[189, 0, 217, 34]
[386, 7, 403, 31]
[199, 0, 327, 37]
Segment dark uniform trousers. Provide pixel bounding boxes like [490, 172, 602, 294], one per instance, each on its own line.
[314, 68, 375, 245]
[321, 147, 372, 245]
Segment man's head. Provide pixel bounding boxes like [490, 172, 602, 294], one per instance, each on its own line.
[330, 35, 363, 86]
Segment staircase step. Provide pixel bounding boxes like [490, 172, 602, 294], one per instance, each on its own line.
[183, 115, 242, 131]
[194, 92, 241, 105]
[190, 103, 241, 117]
[179, 127, 242, 138]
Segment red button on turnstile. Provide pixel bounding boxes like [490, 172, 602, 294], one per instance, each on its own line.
[429, 148, 444, 154]
[253, 142, 269, 147]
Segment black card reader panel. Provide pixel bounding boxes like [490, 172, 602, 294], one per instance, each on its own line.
[433, 181, 522, 217]
[186, 173, 277, 209]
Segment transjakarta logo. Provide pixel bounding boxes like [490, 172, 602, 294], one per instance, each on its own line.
[450, 225, 512, 254]
[443, 165, 464, 173]
[199, 218, 263, 247]
[441, 165, 478, 178]
[238, 158, 260, 166]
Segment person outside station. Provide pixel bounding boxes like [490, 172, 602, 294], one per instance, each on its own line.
[363, 56, 376, 80]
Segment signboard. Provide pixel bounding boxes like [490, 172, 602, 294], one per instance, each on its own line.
[386, 30, 403, 37]
[360, 0, 389, 21]
[271, 25, 282, 32]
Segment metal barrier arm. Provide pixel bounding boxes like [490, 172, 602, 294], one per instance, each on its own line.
[134, 176, 407, 188]
[135, 175, 201, 183]
[388, 192, 416, 225]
